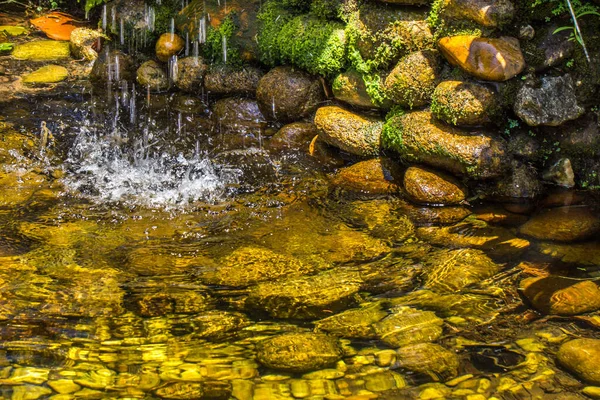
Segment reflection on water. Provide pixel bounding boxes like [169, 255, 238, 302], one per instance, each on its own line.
[1, 92, 600, 399]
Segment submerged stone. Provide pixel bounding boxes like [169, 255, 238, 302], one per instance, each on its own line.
[197, 246, 315, 287]
[383, 111, 508, 179]
[403, 166, 467, 205]
[12, 40, 71, 61]
[422, 248, 503, 293]
[538, 241, 600, 267]
[438, 36, 525, 81]
[557, 339, 600, 385]
[521, 276, 600, 315]
[343, 200, 415, 242]
[246, 270, 362, 319]
[314, 106, 382, 157]
[154, 382, 204, 399]
[514, 75, 584, 127]
[212, 97, 267, 136]
[384, 50, 441, 108]
[374, 306, 444, 347]
[314, 302, 387, 339]
[399, 203, 472, 226]
[190, 310, 251, 341]
[256, 66, 324, 123]
[519, 206, 600, 242]
[417, 220, 530, 258]
[257, 333, 342, 373]
[330, 158, 402, 195]
[396, 343, 459, 380]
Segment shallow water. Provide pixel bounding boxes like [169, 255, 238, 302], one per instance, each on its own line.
[1, 87, 599, 400]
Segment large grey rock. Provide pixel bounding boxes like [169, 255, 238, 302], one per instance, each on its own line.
[514, 75, 584, 126]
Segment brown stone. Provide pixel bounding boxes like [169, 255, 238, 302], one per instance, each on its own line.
[330, 158, 402, 195]
[155, 33, 184, 62]
[441, 0, 515, 27]
[268, 122, 318, 151]
[437, 36, 525, 81]
[521, 276, 600, 315]
[403, 166, 467, 205]
[399, 204, 471, 226]
[431, 80, 499, 126]
[314, 106, 382, 157]
[384, 50, 441, 108]
[519, 206, 600, 242]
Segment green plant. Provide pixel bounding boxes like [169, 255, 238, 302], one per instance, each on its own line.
[204, 13, 242, 66]
[552, 0, 600, 63]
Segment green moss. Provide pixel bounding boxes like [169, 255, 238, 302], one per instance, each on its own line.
[427, 0, 446, 29]
[310, 0, 343, 20]
[257, 1, 347, 77]
[381, 112, 406, 154]
[203, 13, 242, 67]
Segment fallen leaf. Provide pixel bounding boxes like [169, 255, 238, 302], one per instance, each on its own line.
[30, 12, 85, 41]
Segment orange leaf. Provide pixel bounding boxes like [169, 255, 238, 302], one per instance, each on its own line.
[30, 12, 84, 41]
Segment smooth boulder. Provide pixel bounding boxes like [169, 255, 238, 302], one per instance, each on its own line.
[521, 276, 600, 315]
[256, 66, 324, 123]
[22, 65, 68, 85]
[155, 33, 184, 62]
[330, 158, 402, 195]
[557, 339, 600, 385]
[314, 106, 382, 157]
[383, 110, 508, 179]
[403, 166, 467, 205]
[438, 36, 525, 81]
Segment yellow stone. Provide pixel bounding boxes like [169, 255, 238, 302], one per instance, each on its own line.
[23, 65, 69, 84]
[583, 387, 600, 399]
[12, 40, 71, 61]
[48, 379, 81, 394]
[0, 25, 28, 36]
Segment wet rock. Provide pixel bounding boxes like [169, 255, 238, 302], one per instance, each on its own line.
[507, 132, 540, 161]
[343, 200, 415, 242]
[136, 60, 169, 92]
[204, 65, 264, 95]
[351, 3, 433, 69]
[257, 333, 342, 373]
[486, 160, 544, 202]
[441, 0, 515, 27]
[315, 106, 382, 157]
[543, 158, 575, 188]
[417, 220, 530, 258]
[422, 248, 502, 293]
[190, 310, 251, 341]
[70, 28, 106, 61]
[213, 148, 276, 187]
[156, 33, 184, 62]
[383, 110, 509, 179]
[11, 385, 52, 399]
[403, 166, 467, 205]
[197, 246, 315, 287]
[246, 270, 363, 319]
[384, 50, 441, 108]
[172, 94, 208, 114]
[133, 290, 213, 317]
[174, 56, 208, 92]
[11, 40, 71, 61]
[330, 158, 402, 195]
[438, 36, 525, 81]
[521, 276, 600, 315]
[332, 70, 387, 109]
[314, 302, 387, 339]
[431, 80, 499, 126]
[90, 49, 134, 86]
[256, 66, 324, 123]
[514, 75, 584, 127]
[268, 122, 317, 151]
[375, 307, 443, 347]
[22, 65, 68, 85]
[396, 343, 459, 380]
[519, 206, 600, 242]
[0, 25, 27, 36]
[538, 241, 600, 267]
[543, 114, 600, 158]
[212, 97, 267, 135]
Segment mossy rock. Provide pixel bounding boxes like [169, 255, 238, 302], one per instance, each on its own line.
[332, 70, 390, 109]
[174, 56, 209, 93]
[440, 0, 515, 28]
[382, 110, 509, 179]
[431, 80, 500, 126]
[257, 333, 343, 372]
[197, 246, 316, 287]
[384, 50, 441, 108]
[314, 106, 382, 156]
[246, 269, 363, 319]
[12, 40, 71, 61]
[22, 65, 68, 85]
